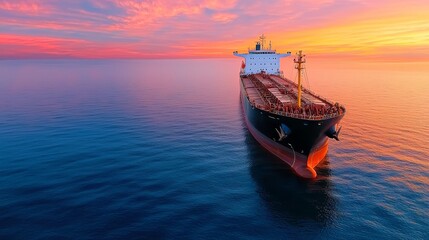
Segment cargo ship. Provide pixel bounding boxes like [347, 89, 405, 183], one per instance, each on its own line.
[233, 35, 345, 178]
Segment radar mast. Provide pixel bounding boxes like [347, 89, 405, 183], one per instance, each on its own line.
[294, 50, 306, 108]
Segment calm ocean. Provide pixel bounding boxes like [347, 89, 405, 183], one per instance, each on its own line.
[0, 59, 428, 239]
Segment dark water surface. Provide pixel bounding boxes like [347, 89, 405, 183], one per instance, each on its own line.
[0, 59, 428, 239]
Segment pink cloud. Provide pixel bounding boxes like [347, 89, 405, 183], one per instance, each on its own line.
[0, 33, 209, 59]
[109, 0, 238, 33]
[211, 13, 237, 23]
[0, 0, 428, 60]
[0, 0, 49, 14]
[0, 34, 85, 58]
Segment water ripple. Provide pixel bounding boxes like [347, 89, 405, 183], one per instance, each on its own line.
[0, 59, 428, 239]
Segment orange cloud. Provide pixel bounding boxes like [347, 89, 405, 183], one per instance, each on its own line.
[0, 0, 428, 60]
[227, 2, 429, 61]
[270, 9, 429, 61]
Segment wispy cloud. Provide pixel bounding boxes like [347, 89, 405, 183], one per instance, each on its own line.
[0, 0, 428, 60]
[0, 0, 48, 14]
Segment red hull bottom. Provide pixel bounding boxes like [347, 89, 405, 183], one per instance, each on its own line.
[244, 112, 328, 179]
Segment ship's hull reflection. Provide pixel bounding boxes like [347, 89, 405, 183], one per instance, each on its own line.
[245, 129, 337, 225]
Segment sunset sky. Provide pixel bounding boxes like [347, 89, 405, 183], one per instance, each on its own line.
[1, 0, 428, 60]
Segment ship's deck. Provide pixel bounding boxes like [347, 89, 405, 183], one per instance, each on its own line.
[241, 73, 345, 120]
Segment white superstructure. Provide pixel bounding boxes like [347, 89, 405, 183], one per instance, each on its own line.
[233, 34, 291, 75]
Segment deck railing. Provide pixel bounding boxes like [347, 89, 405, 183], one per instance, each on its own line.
[252, 102, 344, 120]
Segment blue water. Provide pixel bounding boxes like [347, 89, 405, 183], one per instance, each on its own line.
[0, 59, 428, 239]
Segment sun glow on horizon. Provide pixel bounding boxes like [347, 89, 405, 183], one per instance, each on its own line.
[0, 0, 428, 61]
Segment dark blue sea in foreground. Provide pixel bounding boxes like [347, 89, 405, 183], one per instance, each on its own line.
[0, 59, 428, 239]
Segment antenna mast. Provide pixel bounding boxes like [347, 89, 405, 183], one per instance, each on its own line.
[294, 50, 306, 108]
[259, 34, 266, 50]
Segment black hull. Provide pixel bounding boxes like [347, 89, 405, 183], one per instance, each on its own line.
[240, 79, 344, 178]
